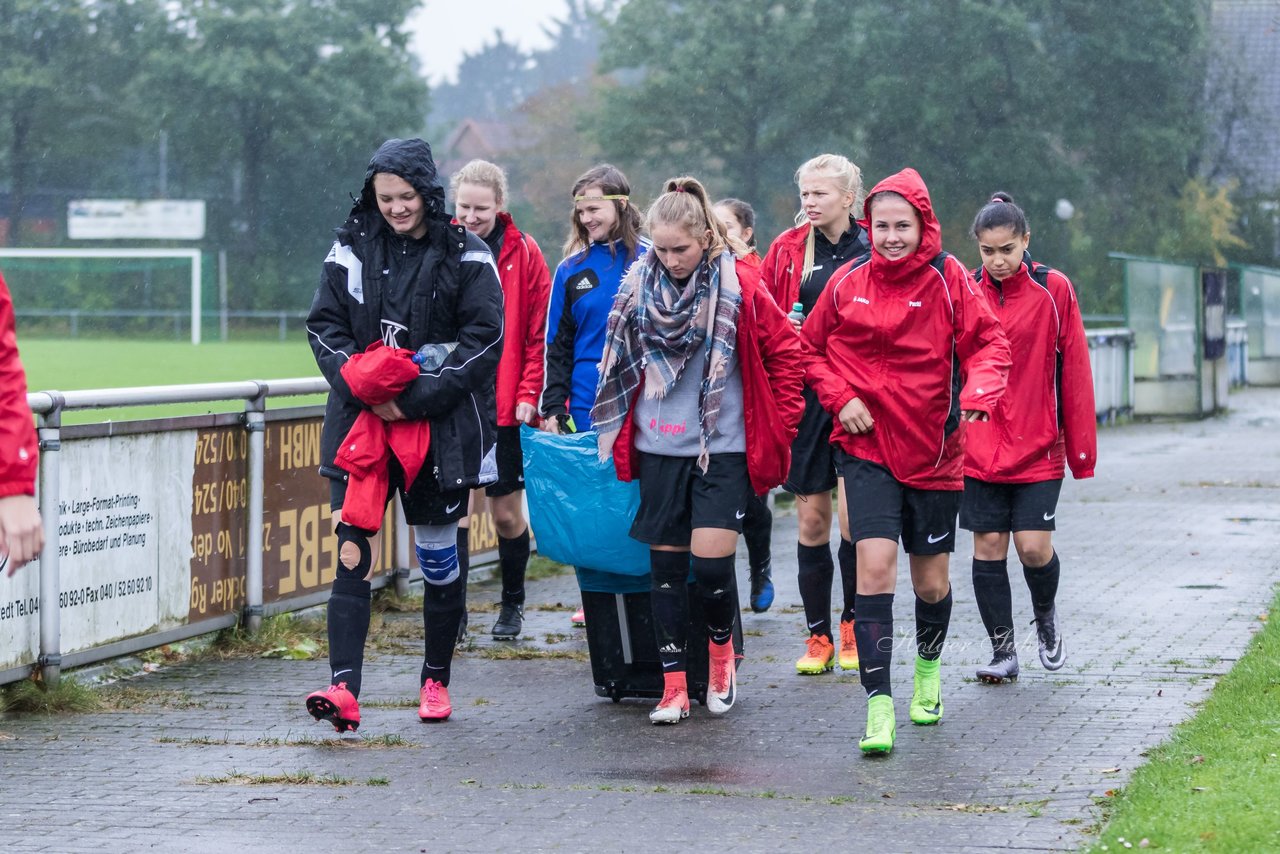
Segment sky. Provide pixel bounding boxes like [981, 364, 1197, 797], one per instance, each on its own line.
[406, 0, 569, 85]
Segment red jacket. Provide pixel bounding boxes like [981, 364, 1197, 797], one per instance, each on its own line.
[965, 255, 1096, 482]
[803, 168, 1011, 490]
[0, 272, 37, 499]
[336, 344, 431, 531]
[492, 213, 552, 426]
[335, 412, 431, 531]
[611, 258, 807, 495]
[760, 223, 811, 311]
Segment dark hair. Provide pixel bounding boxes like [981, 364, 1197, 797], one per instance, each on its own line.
[970, 191, 1029, 238]
[714, 198, 756, 249]
[563, 163, 644, 261]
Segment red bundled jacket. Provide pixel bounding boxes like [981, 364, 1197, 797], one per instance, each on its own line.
[491, 213, 552, 426]
[760, 223, 812, 312]
[335, 343, 431, 531]
[802, 168, 1011, 490]
[965, 256, 1096, 482]
[610, 257, 807, 495]
[0, 272, 37, 500]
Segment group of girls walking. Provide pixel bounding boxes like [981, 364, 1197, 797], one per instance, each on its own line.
[305, 137, 1095, 758]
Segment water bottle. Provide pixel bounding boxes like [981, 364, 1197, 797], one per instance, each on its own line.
[788, 302, 806, 324]
[412, 341, 458, 371]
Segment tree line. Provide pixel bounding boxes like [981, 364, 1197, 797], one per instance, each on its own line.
[1, 0, 1272, 316]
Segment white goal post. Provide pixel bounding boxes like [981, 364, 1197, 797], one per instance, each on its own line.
[0, 247, 203, 344]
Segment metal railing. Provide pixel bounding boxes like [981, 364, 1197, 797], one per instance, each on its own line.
[16, 377, 368, 687]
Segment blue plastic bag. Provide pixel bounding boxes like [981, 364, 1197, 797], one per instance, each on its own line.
[521, 425, 649, 577]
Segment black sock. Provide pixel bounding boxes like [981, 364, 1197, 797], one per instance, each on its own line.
[692, 554, 736, 645]
[1023, 551, 1060, 614]
[421, 576, 464, 687]
[915, 588, 953, 661]
[854, 593, 894, 698]
[328, 523, 373, 698]
[742, 495, 773, 575]
[498, 527, 530, 606]
[837, 539, 857, 623]
[972, 558, 1014, 656]
[650, 551, 691, 673]
[797, 542, 834, 640]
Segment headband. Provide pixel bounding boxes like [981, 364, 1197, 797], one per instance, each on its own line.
[574, 193, 629, 202]
[990, 197, 1005, 204]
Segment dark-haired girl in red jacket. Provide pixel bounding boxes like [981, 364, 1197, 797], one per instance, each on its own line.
[803, 168, 1011, 754]
[961, 193, 1096, 685]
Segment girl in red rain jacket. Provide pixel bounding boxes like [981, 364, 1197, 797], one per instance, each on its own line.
[961, 192, 1096, 685]
[451, 159, 552, 641]
[760, 155, 871, 679]
[803, 168, 1011, 755]
[594, 177, 805, 726]
[0, 271, 42, 574]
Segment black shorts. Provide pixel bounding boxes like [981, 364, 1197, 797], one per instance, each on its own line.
[959, 477, 1063, 533]
[485, 425, 524, 498]
[783, 388, 839, 496]
[630, 452, 752, 547]
[841, 456, 961, 555]
[329, 456, 468, 528]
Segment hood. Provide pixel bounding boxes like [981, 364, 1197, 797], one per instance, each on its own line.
[863, 168, 942, 283]
[351, 138, 448, 223]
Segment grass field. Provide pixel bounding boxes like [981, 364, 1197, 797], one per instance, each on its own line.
[20, 337, 325, 424]
[1087, 584, 1280, 852]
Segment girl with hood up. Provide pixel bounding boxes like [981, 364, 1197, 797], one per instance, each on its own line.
[803, 168, 1011, 754]
[593, 176, 806, 725]
[304, 138, 504, 731]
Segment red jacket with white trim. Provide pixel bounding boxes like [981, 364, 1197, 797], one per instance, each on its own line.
[964, 254, 1096, 482]
[802, 168, 1011, 490]
[492, 212, 551, 426]
[610, 257, 807, 495]
[0, 272, 38, 499]
[760, 223, 811, 311]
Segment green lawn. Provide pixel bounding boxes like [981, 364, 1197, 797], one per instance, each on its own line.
[1087, 584, 1280, 852]
[20, 338, 325, 424]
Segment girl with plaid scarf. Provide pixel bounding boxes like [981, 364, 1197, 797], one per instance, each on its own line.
[593, 177, 806, 725]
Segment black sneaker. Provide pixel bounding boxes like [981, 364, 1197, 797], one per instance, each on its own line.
[1032, 607, 1065, 670]
[975, 652, 1019, 684]
[456, 611, 469, 648]
[749, 560, 774, 613]
[491, 603, 524, 640]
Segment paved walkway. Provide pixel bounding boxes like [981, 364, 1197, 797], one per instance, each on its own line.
[3, 387, 1279, 853]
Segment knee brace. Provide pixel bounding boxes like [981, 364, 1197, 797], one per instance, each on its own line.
[414, 523, 460, 586]
[334, 522, 373, 598]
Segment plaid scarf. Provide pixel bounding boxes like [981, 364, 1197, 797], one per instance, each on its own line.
[593, 250, 741, 471]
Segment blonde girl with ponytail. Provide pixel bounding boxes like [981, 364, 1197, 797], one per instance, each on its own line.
[592, 176, 806, 726]
[760, 154, 870, 678]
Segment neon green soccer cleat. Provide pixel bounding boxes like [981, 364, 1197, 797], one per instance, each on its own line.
[859, 694, 896, 754]
[909, 655, 944, 725]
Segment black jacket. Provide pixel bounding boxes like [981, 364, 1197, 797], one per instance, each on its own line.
[306, 138, 505, 492]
